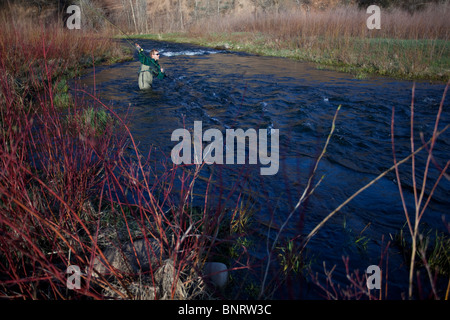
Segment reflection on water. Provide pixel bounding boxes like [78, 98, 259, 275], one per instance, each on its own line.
[73, 39, 449, 299]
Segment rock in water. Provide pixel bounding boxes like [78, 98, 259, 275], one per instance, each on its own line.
[203, 262, 228, 288]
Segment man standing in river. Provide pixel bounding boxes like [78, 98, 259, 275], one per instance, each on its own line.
[135, 43, 166, 90]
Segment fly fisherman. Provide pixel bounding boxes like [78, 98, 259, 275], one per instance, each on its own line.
[135, 43, 166, 90]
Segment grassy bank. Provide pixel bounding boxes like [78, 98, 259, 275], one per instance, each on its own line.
[133, 4, 449, 81]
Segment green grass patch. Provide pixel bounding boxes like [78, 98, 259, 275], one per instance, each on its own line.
[131, 32, 449, 81]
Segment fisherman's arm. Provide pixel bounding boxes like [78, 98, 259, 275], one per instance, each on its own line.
[156, 63, 166, 79]
[146, 60, 165, 79]
[135, 43, 166, 78]
[156, 70, 165, 79]
[135, 43, 152, 65]
[150, 64, 165, 79]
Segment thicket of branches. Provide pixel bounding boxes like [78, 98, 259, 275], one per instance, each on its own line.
[1, 0, 449, 33]
[354, 0, 447, 11]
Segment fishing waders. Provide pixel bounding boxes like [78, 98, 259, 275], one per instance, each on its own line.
[139, 64, 153, 90]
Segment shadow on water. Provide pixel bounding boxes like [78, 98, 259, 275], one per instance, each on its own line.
[72, 39, 449, 299]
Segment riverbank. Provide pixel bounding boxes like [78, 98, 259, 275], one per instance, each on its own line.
[1, 8, 448, 299]
[129, 4, 449, 82]
[130, 32, 449, 82]
[0, 17, 235, 301]
[74, 38, 450, 300]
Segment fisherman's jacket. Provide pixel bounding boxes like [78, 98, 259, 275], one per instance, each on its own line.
[137, 49, 165, 79]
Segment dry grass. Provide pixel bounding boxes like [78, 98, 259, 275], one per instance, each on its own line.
[0, 12, 129, 88]
[0, 12, 229, 300]
[183, 3, 449, 80]
[189, 2, 449, 40]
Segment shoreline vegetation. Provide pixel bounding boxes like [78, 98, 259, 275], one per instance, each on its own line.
[1, 1, 449, 300]
[132, 32, 450, 82]
[128, 5, 449, 82]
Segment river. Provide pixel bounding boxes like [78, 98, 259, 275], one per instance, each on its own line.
[73, 39, 449, 299]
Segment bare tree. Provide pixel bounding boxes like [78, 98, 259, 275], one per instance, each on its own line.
[179, 0, 184, 29]
[120, 0, 148, 33]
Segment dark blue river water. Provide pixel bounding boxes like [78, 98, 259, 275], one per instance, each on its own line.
[75, 39, 449, 299]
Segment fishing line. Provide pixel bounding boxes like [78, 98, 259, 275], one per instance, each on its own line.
[78, 0, 173, 79]
[79, 0, 136, 49]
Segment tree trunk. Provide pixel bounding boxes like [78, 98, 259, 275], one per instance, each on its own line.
[130, 0, 138, 33]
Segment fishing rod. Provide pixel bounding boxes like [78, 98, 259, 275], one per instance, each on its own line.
[79, 0, 137, 49]
[79, 0, 173, 79]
